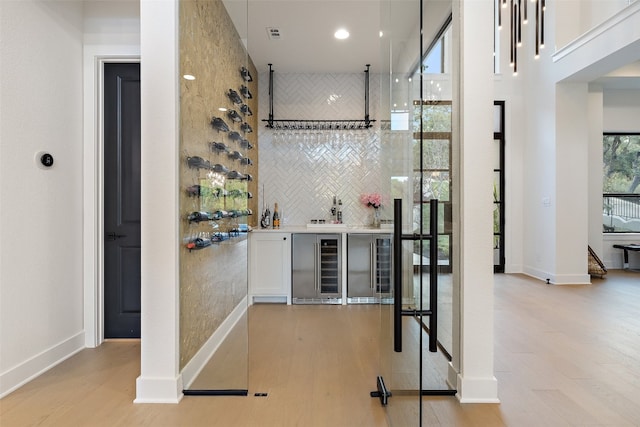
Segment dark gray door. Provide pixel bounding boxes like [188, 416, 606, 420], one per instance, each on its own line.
[104, 62, 141, 338]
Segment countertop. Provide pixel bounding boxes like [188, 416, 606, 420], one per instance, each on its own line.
[250, 224, 393, 234]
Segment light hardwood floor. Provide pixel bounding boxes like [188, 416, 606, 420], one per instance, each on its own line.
[1, 270, 640, 426]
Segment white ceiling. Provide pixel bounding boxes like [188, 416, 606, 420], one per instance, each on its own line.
[593, 61, 640, 90]
[223, 0, 640, 89]
[223, 0, 447, 74]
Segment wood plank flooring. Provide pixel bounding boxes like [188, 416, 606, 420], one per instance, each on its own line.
[1, 270, 639, 426]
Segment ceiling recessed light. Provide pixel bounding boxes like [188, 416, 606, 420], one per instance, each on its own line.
[218, 107, 228, 112]
[334, 29, 349, 40]
[183, 74, 195, 80]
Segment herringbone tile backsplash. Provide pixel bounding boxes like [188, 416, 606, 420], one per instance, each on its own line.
[257, 72, 398, 226]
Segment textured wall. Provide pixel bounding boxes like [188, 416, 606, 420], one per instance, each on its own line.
[257, 72, 395, 226]
[179, 0, 257, 370]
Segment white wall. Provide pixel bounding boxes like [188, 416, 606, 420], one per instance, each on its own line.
[495, 0, 640, 283]
[554, 83, 590, 283]
[603, 89, 640, 132]
[557, 0, 631, 49]
[0, 0, 85, 397]
[0, 0, 141, 398]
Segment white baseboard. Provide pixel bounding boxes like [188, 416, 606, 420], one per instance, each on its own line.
[180, 296, 248, 389]
[447, 362, 459, 392]
[134, 375, 183, 404]
[522, 266, 591, 285]
[456, 374, 500, 403]
[251, 295, 287, 304]
[0, 331, 85, 398]
[552, 273, 592, 285]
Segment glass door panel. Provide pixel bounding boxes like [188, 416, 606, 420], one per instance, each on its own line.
[377, 0, 459, 423]
[180, 0, 251, 394]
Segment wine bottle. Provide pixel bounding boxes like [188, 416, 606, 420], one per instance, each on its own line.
[272, 202, 280, 229]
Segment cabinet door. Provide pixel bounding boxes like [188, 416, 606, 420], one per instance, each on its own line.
[347, 234, 373, 298]
[292, 234, 318, 299]
[249, 233, 291, 298]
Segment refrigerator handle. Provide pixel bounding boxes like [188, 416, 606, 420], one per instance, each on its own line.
[314, 242, 318, 291]
[370, 242, 375, 289]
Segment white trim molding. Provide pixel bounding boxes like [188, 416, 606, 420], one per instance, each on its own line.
[82, 47, 139, 349]
[456, 375, 500, 403]
[0, 332, 85, 398]
[552, 1, 640, 82]
[134, 376, 184, 404]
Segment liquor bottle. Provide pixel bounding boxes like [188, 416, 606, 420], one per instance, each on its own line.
[331, 195, 337, 223]
[260, 207, 270, 228]
[272, 202, 280, 229]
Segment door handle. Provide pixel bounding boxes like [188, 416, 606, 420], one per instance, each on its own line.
[393, 198, 439, 353]
[393, 200, 402, 352]
[106, 231, 127, 241]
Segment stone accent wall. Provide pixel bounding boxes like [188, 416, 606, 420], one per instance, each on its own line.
[179, 0, 257, 370]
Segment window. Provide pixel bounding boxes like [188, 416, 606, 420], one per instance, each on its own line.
[603, 133, 640, 233]
[412, 100, 452, 272]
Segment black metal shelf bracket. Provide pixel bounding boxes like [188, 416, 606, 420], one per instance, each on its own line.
[262, 64, 376, 130]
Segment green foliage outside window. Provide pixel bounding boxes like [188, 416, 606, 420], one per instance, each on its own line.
[603, 134, 640, 193]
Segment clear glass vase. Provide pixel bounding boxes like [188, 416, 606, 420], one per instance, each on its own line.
[371, 207, 381, 228]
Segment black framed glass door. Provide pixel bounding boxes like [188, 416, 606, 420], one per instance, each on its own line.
[376, 0, 460, 424]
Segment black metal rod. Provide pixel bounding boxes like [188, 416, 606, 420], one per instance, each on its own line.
[183, 389, 248, 396]
[421, 389, 457, 396]
[541, 0, 545, 47]
[364, 64, 370, 124]
[535, 0, 539, 57]
[401, 233, 434, 241]
[393, 198, 403, 352]
[429, 198, 438, 352]
[510, 0, 514, 66]
[401, 309, 433, 316]
[261, 119, 375, 130]
[268, 64, 274, 124]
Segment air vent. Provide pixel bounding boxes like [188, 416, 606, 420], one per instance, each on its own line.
[266, 27, 282, 40]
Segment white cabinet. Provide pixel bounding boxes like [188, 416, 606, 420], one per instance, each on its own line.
[248, 232, 291, 304]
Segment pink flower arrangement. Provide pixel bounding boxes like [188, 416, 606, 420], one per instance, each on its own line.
[360, 193, 383, 209]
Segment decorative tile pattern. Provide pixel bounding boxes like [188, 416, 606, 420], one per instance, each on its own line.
[258, 72, 396, 226]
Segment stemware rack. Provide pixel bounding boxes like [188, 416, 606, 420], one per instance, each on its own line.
[262, 64, 376, 130]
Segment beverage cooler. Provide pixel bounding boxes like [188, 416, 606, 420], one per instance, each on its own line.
[292, 234, 342, 304]
[346, 234, 392, 304]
